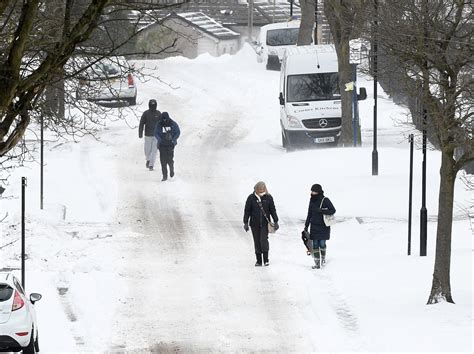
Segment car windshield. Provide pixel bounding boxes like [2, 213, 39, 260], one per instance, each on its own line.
[0, 284, 13, 301]
[287, 73, 340, 102]
[266, 28, 299, 46]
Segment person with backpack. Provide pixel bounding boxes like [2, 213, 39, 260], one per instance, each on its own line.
[243, 181, 279, 267]
[304, 184, 336, 269]
[138, 99, 161, 171]
[155, 112, 180, 181]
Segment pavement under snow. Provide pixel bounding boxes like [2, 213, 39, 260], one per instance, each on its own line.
[0, 45, 472, 353]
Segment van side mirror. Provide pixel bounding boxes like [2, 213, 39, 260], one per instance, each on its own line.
[357, 87, 367, 101]
[279, 92, 285, 105]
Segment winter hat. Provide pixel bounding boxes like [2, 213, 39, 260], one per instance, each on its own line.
[161, 112, 170, 121]
[311, 184, 323, 194]
[149, 99, 157, 111]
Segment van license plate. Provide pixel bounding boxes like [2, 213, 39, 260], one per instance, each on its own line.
[314, 137, 335, 143]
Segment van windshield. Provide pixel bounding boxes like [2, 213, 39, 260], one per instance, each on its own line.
[287, 73, 340, 102]
[266, 28, 299, 46]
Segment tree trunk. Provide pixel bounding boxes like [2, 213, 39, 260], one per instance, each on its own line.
[427, 149, 456, 304]
[324, 0, 359, 146]
[335, 40, 354, 146]
[297, 0, 316, 46]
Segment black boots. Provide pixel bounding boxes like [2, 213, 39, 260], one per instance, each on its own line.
[263, 252, 269, 266]
[255, 253, 269, 267]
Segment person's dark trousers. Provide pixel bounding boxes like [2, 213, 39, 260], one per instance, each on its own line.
[255, 253, 263, 265]
[251, 225, 269, 263]
[159, 145, 175, 179]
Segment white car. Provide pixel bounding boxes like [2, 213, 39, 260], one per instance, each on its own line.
[75, 56, 137, 106]
[0, 272, 41, 353]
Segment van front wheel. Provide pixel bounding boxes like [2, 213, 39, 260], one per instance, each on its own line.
[282, 132, 294, 152]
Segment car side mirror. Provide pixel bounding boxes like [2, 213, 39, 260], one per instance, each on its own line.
[279, 92, 285, 105]
[357, 87, 367, 101]
[30, 293, 42, 304]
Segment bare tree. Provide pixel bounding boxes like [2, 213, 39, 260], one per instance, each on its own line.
[324, 0, 367, 145]
[297, 0, 316, 45]
[366, 0, 473, 303]
[0, 0, 185, 166]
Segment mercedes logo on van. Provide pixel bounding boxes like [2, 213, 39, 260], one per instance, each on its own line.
[319, 119, 328, 128]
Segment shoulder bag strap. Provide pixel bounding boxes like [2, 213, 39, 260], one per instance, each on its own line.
[257, 199, 271, 223]
[319, 197, 325, 209]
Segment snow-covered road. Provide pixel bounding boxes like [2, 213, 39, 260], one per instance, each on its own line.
[104, 50, 374, 351]
[1, 45, 471, 353]
[108, 62, 321, 351]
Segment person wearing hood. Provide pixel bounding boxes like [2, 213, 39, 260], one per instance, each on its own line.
[304, 184, 336, 269]
[243, 181, 279, 267]
[139, 99, 161, 171]
[155, 111, 180, 181]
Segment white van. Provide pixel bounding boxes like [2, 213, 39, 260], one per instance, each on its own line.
[255, 21, 301, 70]
[279, 45, 366, 150]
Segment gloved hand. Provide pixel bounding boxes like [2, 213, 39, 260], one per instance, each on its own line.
[273, 222, 279, 231]
[315, 208, 323, 213]
[139, 135, 143, 139]
[243, 223, 249, 232]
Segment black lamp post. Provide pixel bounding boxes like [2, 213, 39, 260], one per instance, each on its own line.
[420, 109, 428, 256]
[21, 177, 27, 288]
[420, 0, 428, 257]
[40, 115, 44, 210]
[372, 0, 379, 176]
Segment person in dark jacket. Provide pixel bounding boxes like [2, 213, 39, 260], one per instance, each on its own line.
[304, 184, 336, 269]
[139, 99, 161, 171]
[154, 112, 180, 181]
[243, 181, 279, 266]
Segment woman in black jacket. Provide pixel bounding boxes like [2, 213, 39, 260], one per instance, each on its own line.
[243, 181, 279, 266]
[304, 184, 336, 269]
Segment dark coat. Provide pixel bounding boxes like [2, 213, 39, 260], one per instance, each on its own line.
[243, 193, 278, 228]
[139, 109, 161, 137]
[155, 118, 180, 147]
[304, 194, 336, 240]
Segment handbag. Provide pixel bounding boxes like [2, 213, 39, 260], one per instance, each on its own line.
[320, 197, 336, 227]
[257, 199, 277, 233]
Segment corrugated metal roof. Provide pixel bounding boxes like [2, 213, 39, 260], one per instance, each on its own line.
[167, 12, 241, 39]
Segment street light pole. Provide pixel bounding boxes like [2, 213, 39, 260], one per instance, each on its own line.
[408, 134, 414, 255]
[420, 0, 428, 257]
[21, 177, 27, 289]
[248, 0, 254, 42]
[372, 0, 379, 176]
[314, 0, 318, 45]
[420, 109, 428, 256]
[40, 115, 44, 210]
